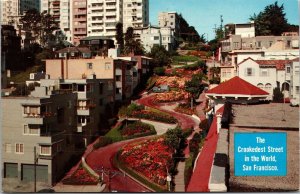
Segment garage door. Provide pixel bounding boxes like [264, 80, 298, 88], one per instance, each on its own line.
[4, 163, 18, 178]
[21, 164, 48, 182]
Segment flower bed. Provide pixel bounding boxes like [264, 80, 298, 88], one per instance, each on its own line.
[131, 110, 177, 124]
[62, 165, 98, 185]
[155, 76, 189, 89]
[119, 138, 174, 187]
[154, 91, 190, 103]
[121, 121, 155, 137]
[174, 103, 196, 115]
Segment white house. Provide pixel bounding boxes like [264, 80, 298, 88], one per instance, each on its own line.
[237, 58, 292, 100]
[286, 59, 299, 105]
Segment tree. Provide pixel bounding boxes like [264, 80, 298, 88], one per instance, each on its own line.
[148, 45, 171, 67]
[115, 22, 124, 53]
[153, 67, 166, 76]
[124, 27, 144, 55]
[20, 9, 59, 47]
[185, 73, 204, 108]
[273, 87, 284, 102]
[164, 127, 184, 151]
[249, 1, 289, 36]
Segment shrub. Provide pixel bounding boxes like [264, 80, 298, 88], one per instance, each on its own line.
[93, 136, 113, 149]
[184, 153, 194, 187]
[131, 110, 177, 124]
[183, 128, 193, 139]
[199, 119, 209, 131]
[154, 67, 166, 76]
[121, 121, 156, 137]
[118, 103, 145, 117]
[105, 125, 123, 143]
[62, 165, 98, 185]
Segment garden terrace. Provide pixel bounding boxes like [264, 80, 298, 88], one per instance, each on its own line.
[119, 103, 177, 124]
[104, 120, 157, 143]
[116, 137, 174, 191]
[62, 164, 98, 185]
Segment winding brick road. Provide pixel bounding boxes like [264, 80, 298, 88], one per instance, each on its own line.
[85, 137, 152, 192]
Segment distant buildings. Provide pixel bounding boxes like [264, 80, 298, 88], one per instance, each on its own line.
[158, 12, 180, 34]
[123, 0, 149, 31]
[1, 0, 40, 25]
[134, 25, 175, 52]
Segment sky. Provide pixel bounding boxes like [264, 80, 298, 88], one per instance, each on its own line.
[149, 0, 299, 41]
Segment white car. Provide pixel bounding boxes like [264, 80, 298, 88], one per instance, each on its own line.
[290, 98, 299, 107]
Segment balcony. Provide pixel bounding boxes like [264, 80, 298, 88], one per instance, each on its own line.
[74, 30, 87, 35]
[76, 104, 96, 116]
[116, 81, 122, 88]
[24, 112, 56, 125]
[115, 93, 122, 100]
[115, 69, 122, 75]
[39, 130, 65, 144]
[77, 123, 87, 133]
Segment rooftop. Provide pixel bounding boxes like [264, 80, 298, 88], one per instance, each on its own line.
[206, 76, 269, 96]
[231, 103, 299, 129]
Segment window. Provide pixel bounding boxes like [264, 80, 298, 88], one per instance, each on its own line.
[15, 143, 24, 154]
[5, 143, 11, 153]
[260, 69, 269, 76]
[246, 68, 253, 76]
[257, 83, 264, 90]
[105, 62, 111, 70]
[40, 145, 51, 155]
[296, 86, 300, 94]
[99, 83, 104, 94]
[286, 66, 290, 73]
[116, 75, 121, 81]
[269, 41, 273, 47]
[257, 41, 261, 47]
[233, 42, 239, 48]
[265, 83, 272, 93]
[87, 63, 93, 69]
[99, 99, 103, 106]
[154, 36, 159, 40]
[287, 40, 291, 48]
[24, 125, 39, 135]
[116, 88, 121, 94]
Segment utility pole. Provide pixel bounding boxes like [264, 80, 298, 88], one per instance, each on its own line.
[220, 15, 224, 38]
[34, 146, 37, 192]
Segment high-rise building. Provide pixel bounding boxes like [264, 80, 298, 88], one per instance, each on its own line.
[123, 0, 149, 31]
[1, 0, 40, 25]
[72, 0, 87, 45]
[87, 0, 123, 40]
[158, 12, 180, 33]
[41, 0, 72, 42]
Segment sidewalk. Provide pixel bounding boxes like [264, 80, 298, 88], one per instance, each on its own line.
[53, 182, 105, 192]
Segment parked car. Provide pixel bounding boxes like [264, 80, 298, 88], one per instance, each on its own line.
[290, 98, 299, 107]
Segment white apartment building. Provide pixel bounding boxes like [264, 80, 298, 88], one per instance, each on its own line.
[123, 0, 149, 31]
[158, 11, 179, 33]
[135, 25, 175, 52]
[87, 0, 123, 40]
[235, 22, 255, 38]
[41, 0, 72, 42]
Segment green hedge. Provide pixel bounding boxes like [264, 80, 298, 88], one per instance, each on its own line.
[93, 136, 113, 149]
[184, 152, 195, 188]
[172, 55, 199, 63]
[114, 150, 167, 192]
[105, 121, 157, 143]
[105, 125, 123, 143]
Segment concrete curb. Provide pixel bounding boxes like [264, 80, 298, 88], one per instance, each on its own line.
[117, 166, 156, 192]
[81, 157, 100, 179]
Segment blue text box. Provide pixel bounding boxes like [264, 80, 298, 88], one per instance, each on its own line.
[234, 132, 287, 176]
